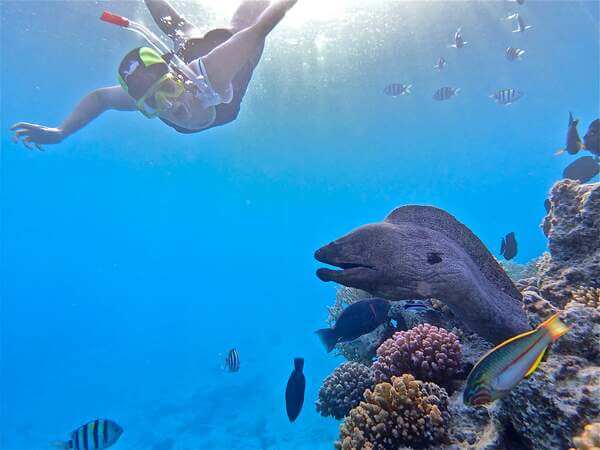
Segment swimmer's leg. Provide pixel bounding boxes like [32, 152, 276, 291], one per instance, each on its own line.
[144, 0, 201, 49]
[230, 1, 271, 33]
[203, 1, 297, 95]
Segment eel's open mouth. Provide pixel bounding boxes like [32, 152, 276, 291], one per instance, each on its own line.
[314, 246, 376, 282]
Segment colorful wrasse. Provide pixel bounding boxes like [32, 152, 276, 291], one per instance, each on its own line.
[463, 313, 569, 406]
[53, 419, 123, 450]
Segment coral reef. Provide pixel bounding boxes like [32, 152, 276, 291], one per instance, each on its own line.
[372, 324, 462, 385]
[316, 362, 375, 420]
[539, 180, 600, 307]
[571, 423, 600, 450]
[335, 374, 450, 450]
[315, 205, 529, 343]
[521, 286, 557, 327]
[499, 258, 540, 282]
[554, 303, 600, 363]
[569, 286, 600, 309]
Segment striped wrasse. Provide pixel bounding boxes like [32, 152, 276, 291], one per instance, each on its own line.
[463, 313, 569, 406]
[53, 419, 123, 450]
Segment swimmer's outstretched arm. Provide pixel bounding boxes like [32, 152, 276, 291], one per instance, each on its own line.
[11, 86, 135, 150]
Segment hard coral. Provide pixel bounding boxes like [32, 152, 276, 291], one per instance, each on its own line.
[569, 286, 600, 310]
[572, 423, 600, 450]
[316, 362, 375, 420]
[335, 374, 450, 450]
[373, 324, 461, 385]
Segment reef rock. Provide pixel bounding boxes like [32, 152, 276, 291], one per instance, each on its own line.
[572, 422, 600, 450]
[501, 354, 600, 450]
[540, 180, 600, 307]
[316, 362, 375, 420]
[315, 205, 529, 343]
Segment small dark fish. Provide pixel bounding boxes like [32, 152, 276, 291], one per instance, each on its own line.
[500, 232, 518, 260]
[556, 112, 584, 156]
[434, 57, 447, 71]
[53, 419, 123, 450]
[544, 198, 551, 213]
[315, 298, 390, 353]
[513, 14, 533, 32]
[433, 86, 460, 101]
[583, 119, 600, 156]
[451, 27, 468, 48]
[224, 348, 240, 372]
[563, 156, 600, 184]
[505, 47, 525, 61]
[383, 83, 412, 97]
[490, 88, 523, 105]
[285, 358, 305, 422]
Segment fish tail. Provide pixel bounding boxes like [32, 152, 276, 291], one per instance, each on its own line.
[540, 313, 569, 341]
[315, 328, 338, 353]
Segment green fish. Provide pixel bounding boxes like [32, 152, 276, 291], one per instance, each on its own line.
[463, 313, 569, 406]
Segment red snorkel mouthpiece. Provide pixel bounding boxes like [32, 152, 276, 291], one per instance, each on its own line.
[100, 11, 130, 27]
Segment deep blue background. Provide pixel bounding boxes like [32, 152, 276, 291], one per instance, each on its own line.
[2, 1, 599, 448]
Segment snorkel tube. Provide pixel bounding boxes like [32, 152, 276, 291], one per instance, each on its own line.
[100, 11, 200, 86]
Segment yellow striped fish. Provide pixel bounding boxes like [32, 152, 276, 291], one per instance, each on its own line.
[463, 313, 569, 406]
[53, 419, 123, 450]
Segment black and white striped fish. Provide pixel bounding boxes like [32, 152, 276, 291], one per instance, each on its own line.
[433, 86, 460, 101]
[53, 419, 123, 450]
[505, 47, 525, 61]
[513, 14, 533, 32]
[450, 27, 468, 48]
[433, 57, 447, 71]
[383, 83, 412, 97]
[490, 88, 523, 105]
[225, 348, 240, 372]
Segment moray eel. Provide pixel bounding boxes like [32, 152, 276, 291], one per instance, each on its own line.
[315, 205, 530, 344]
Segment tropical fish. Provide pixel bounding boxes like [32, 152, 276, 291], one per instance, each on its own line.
[224, 348, 240, 372]
[383, 83, 412, 97]
[500, 232, 517, 260]
[563, 156, 600, 184]
[544, 198, 551, 213]
[513, 14, 533, 32]
[52, 419, 123, 450]
[463, 313, 569, 406]
[433, 86, 460, 101]
[505, 47, 525, 61]
[434, 56, 447, 71]
[315, 298, 390, 353]
[490, 88, 523, 105]
[583, 119, 599, 156]
[451, 27, 468, 48]
[285, 358, 305, 422]
[555, 112, 584, 156]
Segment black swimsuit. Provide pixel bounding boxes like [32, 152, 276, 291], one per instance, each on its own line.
[160, 28, 259, 134]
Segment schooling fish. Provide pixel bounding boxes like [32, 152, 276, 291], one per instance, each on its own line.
[450, 27, 468, 48]
[434, 56, 447, 71]
[500, 232, 517, 260]
[513, 14, 533, 32]
[563, 156, 600, 184]
[52, 419, 123, 450]
[224, 348, 240, 372]
[383, 83, 412, 97]
[555, 112, 584, 156]
[463, 313, 569, 406]
[315, 298, 390, 353]
[584, 119, 600, 155]
[505, 47, 525, 61]
[285, 358, 305, 422]
[433, 86, 460, 101]
[490, 88, 523, 105]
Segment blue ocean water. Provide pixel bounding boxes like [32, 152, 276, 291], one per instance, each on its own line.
[1, 1, 598, 449]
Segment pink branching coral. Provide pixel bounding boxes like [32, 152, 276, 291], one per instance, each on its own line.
[372, 324, 461, 384]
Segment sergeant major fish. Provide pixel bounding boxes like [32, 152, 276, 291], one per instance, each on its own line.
[513, 14, 533, 32]
[464, 313, 569, 406]
[433, 86, 460, 101]
[490, 88, 523, 105]
[434, 57, 447, 71]
[505, 47, 525, 61]
[383, 83, 412, 97]
[224, 348, 240, 372]
[53, 419, 123, 450]
[450, 27, 468, 48]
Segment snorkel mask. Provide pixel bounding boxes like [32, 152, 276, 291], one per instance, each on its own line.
[102, 11, 204, 118]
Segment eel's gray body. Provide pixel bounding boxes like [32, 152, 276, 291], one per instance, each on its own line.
[315, 205, 530, 343]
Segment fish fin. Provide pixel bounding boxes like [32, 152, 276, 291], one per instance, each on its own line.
[294, 357, 304, 372]
[454, 88, 461, 95]
[539, 313, 569, 341]
[315, 328, 338, 353]
[524, 347, 547, 378]
[50, 441, 71, 450]
[554, 148, 565, 156]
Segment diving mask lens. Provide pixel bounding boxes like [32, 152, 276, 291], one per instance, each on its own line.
[137, 73, 185, 118]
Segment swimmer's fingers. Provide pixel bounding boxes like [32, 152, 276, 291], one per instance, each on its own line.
[11, 122, 37, 131]
[22, 138, 44, 152]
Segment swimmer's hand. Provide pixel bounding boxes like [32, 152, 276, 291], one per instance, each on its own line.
[10, 122, 64, 151]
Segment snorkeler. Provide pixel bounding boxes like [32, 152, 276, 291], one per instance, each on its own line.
[11, 0, 297, 150]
